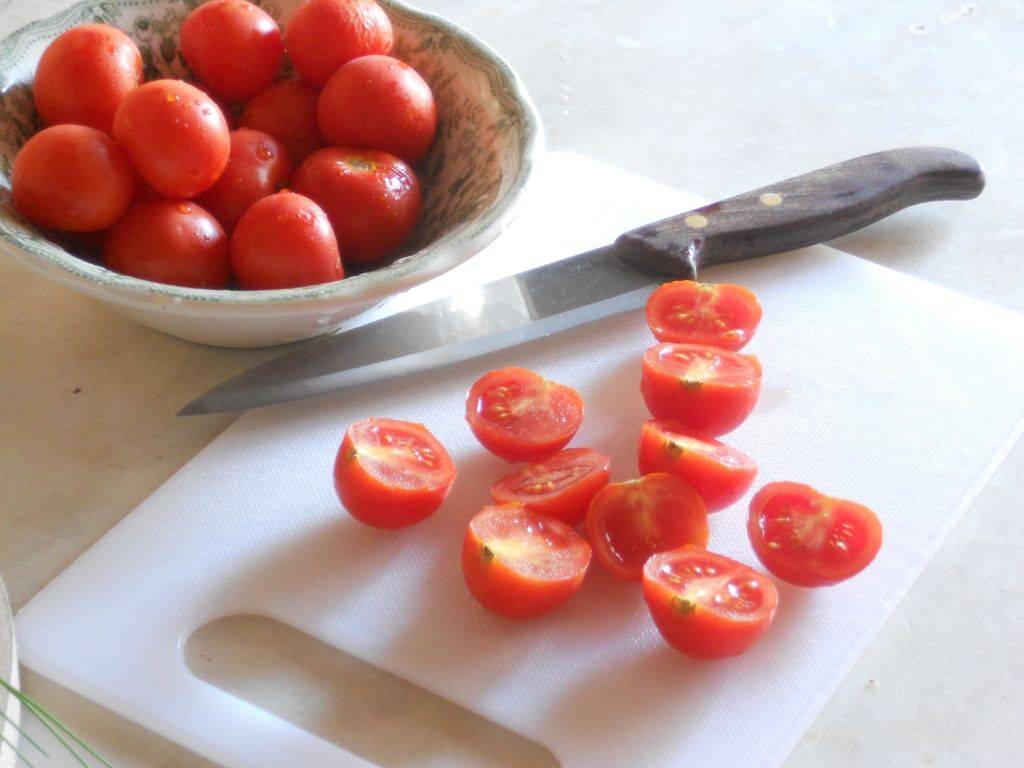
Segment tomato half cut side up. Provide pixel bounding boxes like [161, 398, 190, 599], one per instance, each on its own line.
[646, 281, 762, 350]
[462, 504, 591, 619]
[637, 419, 757, 511]
[465, 367, 584, 463]
[640, 342, 762, 436]
[747, 482, 883, 587]
[643, 545, 779, 659]
[333, 418, 456, 529]
[491, 448, 611, 526]
[585, 473, 709, 581]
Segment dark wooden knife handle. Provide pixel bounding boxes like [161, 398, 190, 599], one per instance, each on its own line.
[614, 147, 984, 278]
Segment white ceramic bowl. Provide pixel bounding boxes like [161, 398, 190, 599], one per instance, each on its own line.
[0, 0, 542, 347]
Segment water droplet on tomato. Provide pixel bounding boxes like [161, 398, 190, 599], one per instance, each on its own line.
[178, 203, 192, 214]
[255, 144, 273, 161]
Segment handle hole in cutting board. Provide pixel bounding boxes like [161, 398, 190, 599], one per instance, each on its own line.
[185, 615, 560, 768]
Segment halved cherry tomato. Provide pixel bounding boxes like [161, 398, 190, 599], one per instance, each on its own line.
[586, 473, 708, 581]
[640, 342, 761, 436]
[638, 420, 757, 512]
[333, 418, 456, 529]
[465, 367, 584, 463]
[748, 482, 883, 587]
[646, 281, 762, 350]
[285, 0, 393, 85]
[462, 504, 591, 619]
[240, 79, 323, 163]
[643, 545, 778, 659]
[491, 448, 610, 526]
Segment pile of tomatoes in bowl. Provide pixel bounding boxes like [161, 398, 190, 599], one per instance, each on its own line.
[11, 0, 437, 290]
[332, 280, 884, 660]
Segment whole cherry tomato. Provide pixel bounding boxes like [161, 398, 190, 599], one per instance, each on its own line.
[646, 281, 763, 351]
[285, 0, 393, 85]
[239, 79, 323, 163]
[491, 448, 610, 527]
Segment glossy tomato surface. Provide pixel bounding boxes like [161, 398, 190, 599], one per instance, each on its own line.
[180, 0, 284, 101]
[491, 448, 610, 527]
[240, 79, 323, 163]
[292, 147, 421, 263]
[748, 482, 883, 587]
[646, 281, 762, 350]
[12, 125, 133, 232]
[638, 420, 757, 512]
[640, 342, 762, 436]
[33, 24, 142, 134]
[285, 0, 393, 85]
[103, 199, 230, 288]
[462, 504, 591, 619]
[113, 79, 230, 198]
[465, 367, 584, 464]
[643, 545, 778, 659]
[334, 418, 456, 529]
[230, 191, 343, 289]
[586, 473, 708, 581]
[318, 54, 437, 164]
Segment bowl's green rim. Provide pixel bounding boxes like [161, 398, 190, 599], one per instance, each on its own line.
[0, 0, 542, 306]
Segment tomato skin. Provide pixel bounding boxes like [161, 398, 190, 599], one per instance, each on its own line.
[333, 418, 456, 529]
[462, 504, 591, 619]
[102, 199, 231, 289]
[230, 191, 343, 289]
[12, 125, 134, 232]
[113, 79, 230, 198]
[180, 0, 284, 102]
[318, 55, 437, 164]
[643, 546, 778, 659]
[33, 24, 142, 135]
[640, 342, 762, 436]
[291, 147, 421, 263]
[196, 129, 292, 233]
[586, 473, 709, 581]
[239, 79, 323, 163]
[285, 0, 393, 85]
[646, 281, 762, 351]
[491, 448, 610, 526]
[748, 482, 883, 587]
[637, 420, 757, 512]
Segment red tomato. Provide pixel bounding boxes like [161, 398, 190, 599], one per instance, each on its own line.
[465, 367, 584, 464]
[462, 504, 591, 619]
[640, 342, 762, 436]
[637, 420, 757, 512]
[748, 482, 883, 587]
[12, 125, 133, 232]
[239, 79, 323, 163]
[180, 0, 284, 101]
[285, 0, 393, 85]
[291, 148, 421, 263]
[646, 281, 762, 351]
[643, 545, 779, 659]
[230, 191, 343, 289]
[113, 79, 230, 198]
[491, 448, 610, 527]
[333, 418, 456, 529]
[585, 473, 708, 581]
[102, 199, 230, 288]
[32, 24, 142, 135]
[196, 129, 292, 233]
[318, 55, 437, 164]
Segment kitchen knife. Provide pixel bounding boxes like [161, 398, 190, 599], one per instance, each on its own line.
[180, 147, 983, 416]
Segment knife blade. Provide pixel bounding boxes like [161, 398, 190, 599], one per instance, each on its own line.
[181, 147, 983, 415]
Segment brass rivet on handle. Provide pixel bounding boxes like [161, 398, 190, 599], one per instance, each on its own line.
[684, 214, 708, 228]
[759, 192, 783, 206]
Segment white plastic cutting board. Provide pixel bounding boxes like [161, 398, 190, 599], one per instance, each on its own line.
[16, 153, 1024, 768]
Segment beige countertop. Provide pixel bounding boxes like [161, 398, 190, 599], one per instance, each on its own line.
[1, 0, 1022, 766]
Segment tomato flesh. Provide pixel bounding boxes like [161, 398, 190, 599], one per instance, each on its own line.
[334, 418, 456, 529]
[465, 367, 584, 463]
[586, 473, 708, 581]
[462, 504, 591, 619]
[748, 482, 883, 587]
[646, 281, 762, 350]
[637, 419, 757, 511]
[643, 545, 778, 659]
[491, 448, 610, 526]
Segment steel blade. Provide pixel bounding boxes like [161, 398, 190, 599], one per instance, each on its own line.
[180, 245, 655, 415]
